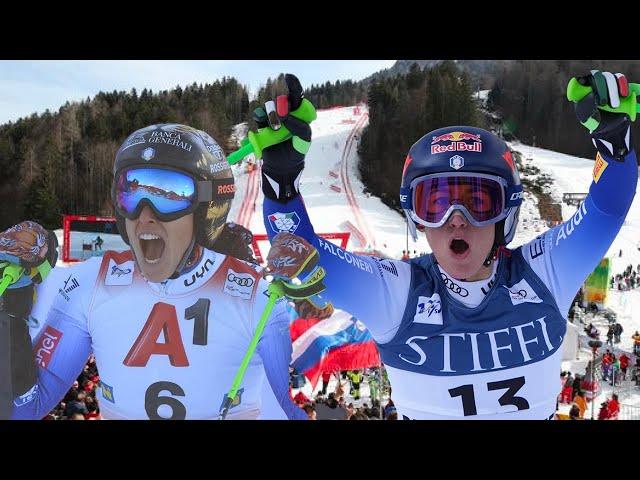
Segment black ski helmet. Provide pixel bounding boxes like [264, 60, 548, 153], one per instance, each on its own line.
[400, 125, 522, 247]
[112, 124, 235, 249]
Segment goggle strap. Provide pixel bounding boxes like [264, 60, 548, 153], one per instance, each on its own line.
[505, 184, 524, 207]
[197, 181, 213, 202]
[211, 178, 236, 201]
[399, 187, 412, 210]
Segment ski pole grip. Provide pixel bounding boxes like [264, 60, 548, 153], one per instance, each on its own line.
[227, 142, 254, 165]
[0, 264, 25, 297]
[567, 77, 593, 102]
[291, 98, 317, 124]
[225, 99, 318, 164]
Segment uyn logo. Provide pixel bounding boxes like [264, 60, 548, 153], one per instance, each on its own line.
[184, 258, 215, 287]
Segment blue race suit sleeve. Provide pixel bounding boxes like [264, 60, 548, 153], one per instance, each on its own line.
[264, 197, 412, 344]
[257, 300, 307, 420]
[522, 148, 638, 317]
[11, 308, 92, 419]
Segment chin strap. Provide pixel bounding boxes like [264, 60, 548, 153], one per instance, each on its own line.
[483, 245, 498, 267]
[169, 236, 197, 280]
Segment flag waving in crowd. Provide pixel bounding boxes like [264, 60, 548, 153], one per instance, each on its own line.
[288, 298, 380, 387]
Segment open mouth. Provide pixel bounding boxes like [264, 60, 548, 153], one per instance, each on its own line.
[450, 238, 470, 256]
[139, 233, 165, 264]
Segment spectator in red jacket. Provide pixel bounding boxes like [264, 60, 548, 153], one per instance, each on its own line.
[560, 372, 574, 403]
[602, 351, 613, 381]
[597, 401, 610, 420]
[620, 353, 630, 380]
[608, 394, 620, 419]
[293, 390, 310, 406]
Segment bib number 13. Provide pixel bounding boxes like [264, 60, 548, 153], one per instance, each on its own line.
[448, 376, 530, 416]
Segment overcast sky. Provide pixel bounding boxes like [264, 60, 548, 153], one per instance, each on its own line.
[0, 60, 396, 124]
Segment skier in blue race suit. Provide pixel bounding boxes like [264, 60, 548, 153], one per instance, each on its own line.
[258, 71, 638, 419]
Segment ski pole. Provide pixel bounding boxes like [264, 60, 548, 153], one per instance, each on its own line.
[0, 264, 25, 298]
[218, 281, 285, 420]
[226, 98, 317, 165]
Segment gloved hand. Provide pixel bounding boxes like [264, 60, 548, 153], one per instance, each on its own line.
[293, 297, 335, 320]
[263, 232, 327, 300]
[571, 70, 635, 160]
[258, 74, 313, 203]
[0, 221, 58, 289]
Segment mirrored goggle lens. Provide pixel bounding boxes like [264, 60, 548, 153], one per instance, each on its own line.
[414, 176, 504, 224]
[115, 168, 197, 215]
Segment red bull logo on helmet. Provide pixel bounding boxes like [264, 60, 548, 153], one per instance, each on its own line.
[431, 131, 482, 154]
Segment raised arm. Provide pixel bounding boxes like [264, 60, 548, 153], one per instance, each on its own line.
[523, 70, 638, 316]
[257, 75, 411, 343]
[12, 308, 92, 419]
[10, 257, 100, 419]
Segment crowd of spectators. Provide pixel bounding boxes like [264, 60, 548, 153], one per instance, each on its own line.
[45, 354, 101, 420]
[610, 264, 640, 291]
[290, 366, 398, 420]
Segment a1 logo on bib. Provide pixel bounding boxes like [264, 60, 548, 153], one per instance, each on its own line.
[413, 294, 443, 325]
[224, 269, 255, 300]
[105, 259, 134, 286]
[504, 279, 542, 306]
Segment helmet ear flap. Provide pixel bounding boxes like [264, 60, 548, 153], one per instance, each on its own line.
[115, 213, 129, 245]
[193, 204, 208, 248]
[493, 206, 520, 248]
[194, 202, 230, 249]
[502, 206, 520, 245]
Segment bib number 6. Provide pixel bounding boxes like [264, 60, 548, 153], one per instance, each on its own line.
[145, 381, 187, 420]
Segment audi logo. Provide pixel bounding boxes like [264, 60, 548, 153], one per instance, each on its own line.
[440, 273, 469, 297]
[227, 273, 254, 287]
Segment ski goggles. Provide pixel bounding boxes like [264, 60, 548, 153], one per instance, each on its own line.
[113, 167, 234, 222]
[399, 172, 523, 228]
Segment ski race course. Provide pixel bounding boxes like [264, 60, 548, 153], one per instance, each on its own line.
[229, 106, 431, 259]
[49, 104, 640, 417]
